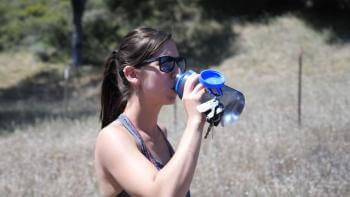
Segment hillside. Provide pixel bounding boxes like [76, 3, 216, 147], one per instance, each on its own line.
[0, 14, 349, 196]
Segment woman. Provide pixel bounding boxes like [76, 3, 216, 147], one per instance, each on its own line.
[95, 27, 207, 197]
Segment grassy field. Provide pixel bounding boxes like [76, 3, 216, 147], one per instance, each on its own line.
[1, 13, 350, 196]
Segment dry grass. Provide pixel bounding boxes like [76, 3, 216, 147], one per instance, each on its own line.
[0, 117, 99, 196]
[0, 52, 45, 89]
[1, 14, 350, 196]
[0, 52, 67, 89]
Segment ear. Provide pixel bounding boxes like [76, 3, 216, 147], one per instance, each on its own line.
[123, 66, 140, 86]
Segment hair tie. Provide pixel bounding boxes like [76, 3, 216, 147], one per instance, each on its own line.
[111, 50, 126, 83]
[112, 50, 119, 60]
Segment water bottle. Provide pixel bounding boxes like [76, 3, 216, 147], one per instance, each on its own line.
[174, 69, 245, 126]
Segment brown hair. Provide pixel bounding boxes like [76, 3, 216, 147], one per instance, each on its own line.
[100, 27, 172, 129]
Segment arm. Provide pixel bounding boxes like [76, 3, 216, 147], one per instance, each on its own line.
[95, 74, 206, 197]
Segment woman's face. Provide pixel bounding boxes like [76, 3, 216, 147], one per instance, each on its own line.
[138, 40, 181, 105]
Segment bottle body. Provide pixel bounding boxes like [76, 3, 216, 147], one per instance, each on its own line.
[174, 69, 245, 126]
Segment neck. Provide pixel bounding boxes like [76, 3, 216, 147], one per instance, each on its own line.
[123, 93, 162, 138]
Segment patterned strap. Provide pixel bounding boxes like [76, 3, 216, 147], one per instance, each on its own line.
[117, 114, 149, 157]
[117, 114, 162, 169]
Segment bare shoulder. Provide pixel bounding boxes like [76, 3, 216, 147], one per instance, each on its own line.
[95, 122, 159, 196]
[97, 122, 134, 146]
[95, 122, 138, 165]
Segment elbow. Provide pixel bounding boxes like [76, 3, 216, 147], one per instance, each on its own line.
[133, 172, 187, 197]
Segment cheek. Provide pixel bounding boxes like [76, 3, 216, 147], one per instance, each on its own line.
[142, 73, 173, 96]
[141, 73, 165, 92]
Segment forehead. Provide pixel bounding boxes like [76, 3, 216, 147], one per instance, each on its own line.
[153, 40, 179, 57]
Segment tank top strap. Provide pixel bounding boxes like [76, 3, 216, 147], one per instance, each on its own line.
[116, 114, 148, 157]
[116, 114, 162, 169]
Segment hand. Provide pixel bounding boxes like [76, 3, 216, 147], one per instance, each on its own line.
[181, 74, 206, 126]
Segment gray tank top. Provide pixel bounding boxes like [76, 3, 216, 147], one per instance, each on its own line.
[116, 114, 190, 197]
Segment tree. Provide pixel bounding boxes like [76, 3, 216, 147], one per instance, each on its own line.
[71, 0, 87, 68]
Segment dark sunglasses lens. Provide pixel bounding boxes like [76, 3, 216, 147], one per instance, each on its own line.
[159, 57, 175, 73]
[158, 56, 186, 73]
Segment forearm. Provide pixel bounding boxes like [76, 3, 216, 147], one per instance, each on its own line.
[155, 118, 204, 196]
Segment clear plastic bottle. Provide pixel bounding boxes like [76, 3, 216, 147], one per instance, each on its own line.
[174, 69, 245, 126]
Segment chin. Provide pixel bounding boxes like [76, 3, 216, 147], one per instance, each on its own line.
[164, 94, 177, 105]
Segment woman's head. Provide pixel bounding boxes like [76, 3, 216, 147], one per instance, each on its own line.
[100, 27, 185, 128]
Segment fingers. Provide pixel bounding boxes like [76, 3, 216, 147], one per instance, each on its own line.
[197, 86, 207, 98]
[193, 82, 204, 93]
[181, 73, 207, 124]
[183, 73, 207, 96]
[183, 74, 200, 95]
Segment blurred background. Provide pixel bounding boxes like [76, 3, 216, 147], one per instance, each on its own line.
[0, 0, 349, 196]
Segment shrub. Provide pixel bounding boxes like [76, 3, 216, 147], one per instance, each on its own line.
[0, 0, 71, 61]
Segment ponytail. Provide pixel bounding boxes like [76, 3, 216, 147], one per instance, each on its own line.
[100, 51, 129, 129]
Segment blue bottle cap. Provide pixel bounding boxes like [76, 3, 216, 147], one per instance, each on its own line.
[199, 69, 225, 96]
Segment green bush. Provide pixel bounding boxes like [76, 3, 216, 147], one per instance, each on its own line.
[1, 0, 348, 65]
[84, 0, 201, 64]
[0, 0, 71, 61]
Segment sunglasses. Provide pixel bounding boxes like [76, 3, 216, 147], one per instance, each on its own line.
[140, 56, 186, 73]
